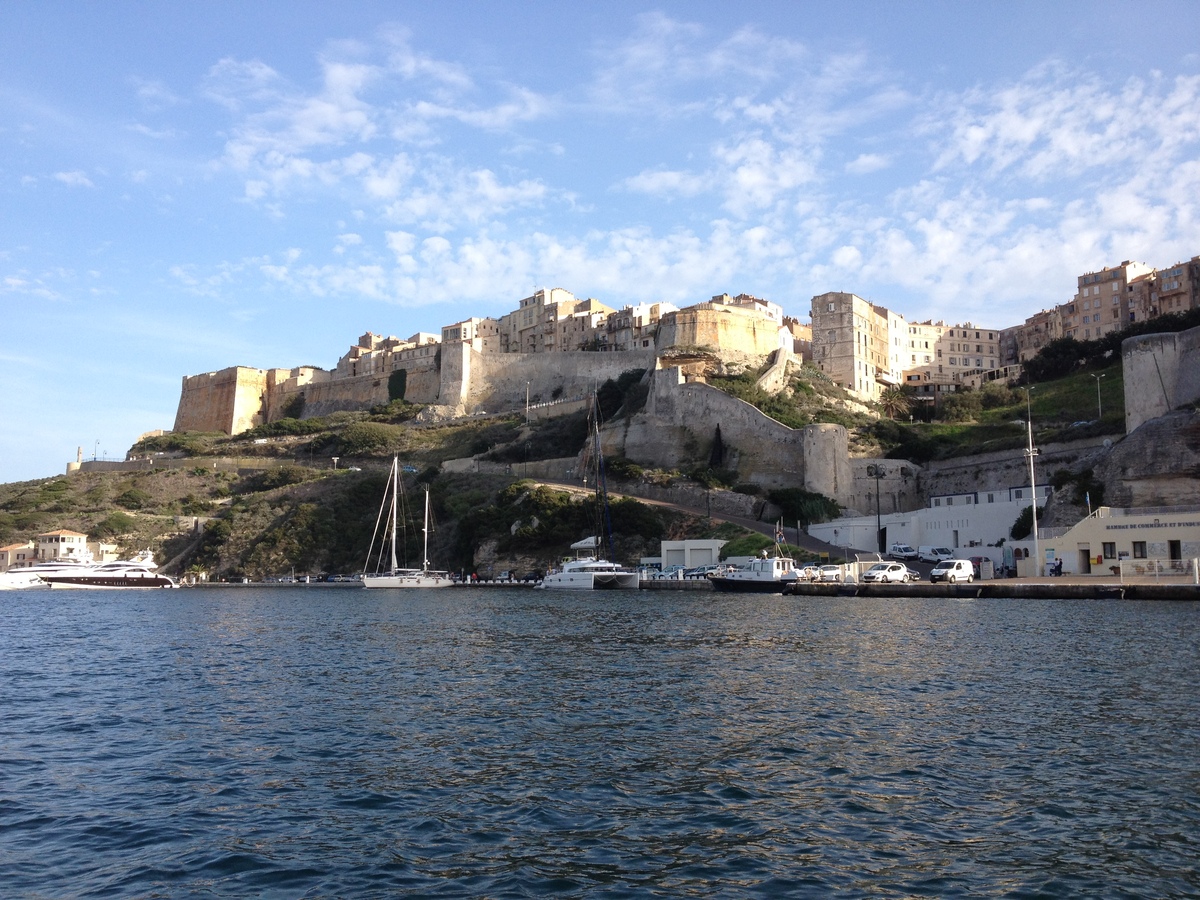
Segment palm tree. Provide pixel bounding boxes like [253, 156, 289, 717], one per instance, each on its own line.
[879, 386, 911, 420]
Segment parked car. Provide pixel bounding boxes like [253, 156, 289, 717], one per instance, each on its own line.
[930, 559, 975, 583]
[919, 545, 955, 563]
[889, 543, 918, 561]
[818, 564, 843, 583]
[684, 565, 722, 579]
[862, 562, 914, 583]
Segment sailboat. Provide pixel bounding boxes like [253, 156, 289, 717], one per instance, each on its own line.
[361, 457, 454, 589]
[537, 396, 640, 591]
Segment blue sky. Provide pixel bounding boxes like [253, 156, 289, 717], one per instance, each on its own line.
[2, 1, 1198, 484]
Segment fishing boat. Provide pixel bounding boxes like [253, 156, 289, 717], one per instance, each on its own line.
[708, 522, 799, 593]
[536, 396, 639, 591]
[362, 457, 453, 589]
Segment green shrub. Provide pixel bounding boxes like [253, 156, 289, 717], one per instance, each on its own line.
[92, 511, 137, 538]
[337, 422, 404, 457]
[116, 488, 152, 510]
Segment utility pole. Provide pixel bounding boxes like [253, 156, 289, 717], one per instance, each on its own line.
[1091, 372, 1105, 419]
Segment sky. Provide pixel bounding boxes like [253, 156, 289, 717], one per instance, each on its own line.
[2, 1, 1198, 484]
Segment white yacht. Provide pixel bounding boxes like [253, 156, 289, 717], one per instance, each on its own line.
[0, 570, 50, 591]
[27, 557, 177, 589]
[537, 537, 640, 591]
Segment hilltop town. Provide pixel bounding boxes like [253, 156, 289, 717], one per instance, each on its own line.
[172, 252, 1200, 436]
[3, 251, 1197, 583]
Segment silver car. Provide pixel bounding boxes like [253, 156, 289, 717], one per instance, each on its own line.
[861, 562, 913, 584]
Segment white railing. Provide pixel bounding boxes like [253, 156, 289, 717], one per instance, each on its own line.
[1116, 559, 1199, 583]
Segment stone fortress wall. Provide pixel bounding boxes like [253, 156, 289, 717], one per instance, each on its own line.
[1122, 323, 1200, 433]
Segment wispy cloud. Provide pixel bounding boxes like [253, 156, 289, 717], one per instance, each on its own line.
[54, 170, 94, 188]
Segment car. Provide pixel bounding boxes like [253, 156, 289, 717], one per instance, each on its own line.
[919, 546, 955, 563]
[818, 564, 843, 582]
[684, 565, 721, 579]
[930, 559, 975, 583]
[902, 566, 922, 582]
[861, 562, 913, 583]
[889, 543, 918, 561]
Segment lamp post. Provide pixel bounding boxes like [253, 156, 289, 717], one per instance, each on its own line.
[866, 463, 886, 552]
[1024, 387, 1040, 577]
[1091, 373, 1105, 420]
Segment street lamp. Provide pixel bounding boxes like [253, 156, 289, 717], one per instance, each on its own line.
[1091, 373, 1105, 420]
[866, 464, 886, 552]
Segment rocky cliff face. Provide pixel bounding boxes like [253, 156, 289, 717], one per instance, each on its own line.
[1093, 409, 1200, 508]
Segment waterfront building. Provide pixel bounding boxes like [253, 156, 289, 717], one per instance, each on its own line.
[1009, 505, 1200, 577]
[36, 529, 90, 561]
[808, 482, 1053, 567]
[0, 541, 35, 572]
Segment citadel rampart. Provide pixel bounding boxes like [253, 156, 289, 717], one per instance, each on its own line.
[611, 366, 856, 505]
[1122, 323, 1200, 433]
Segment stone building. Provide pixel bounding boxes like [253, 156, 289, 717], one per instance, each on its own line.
[810, 292, 900, 403]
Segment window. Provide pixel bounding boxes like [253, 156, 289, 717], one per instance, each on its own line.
[1132, 542, 1147, 559]
[987, 493, 995, 503]
[1102, 542, 1116, 559]
[1014, 489, 1023, 499]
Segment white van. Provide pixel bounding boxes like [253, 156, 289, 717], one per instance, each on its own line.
[918, 546, 954, 563]
[930, 559, 974, 583]
[889, 543, 918, 560]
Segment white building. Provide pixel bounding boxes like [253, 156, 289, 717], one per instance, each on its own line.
[808, 483, 1053, 566]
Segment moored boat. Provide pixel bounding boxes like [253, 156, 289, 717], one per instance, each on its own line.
[537, 537, 640, 591]
[362, 457, 454, 589]
[708, 552, 799, 593]
[0, 570, 50, 590]
[32, 559, 177, 589]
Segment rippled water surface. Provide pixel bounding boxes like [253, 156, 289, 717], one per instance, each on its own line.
[2, 588, 1198, 897]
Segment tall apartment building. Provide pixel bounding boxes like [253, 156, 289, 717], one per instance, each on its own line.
[1062, 260, 1155, 341]
[902, 321, 1002, 408]
[810, 292, 901, 402]
[1152, 256, 1200, 317]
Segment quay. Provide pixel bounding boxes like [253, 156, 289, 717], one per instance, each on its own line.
[785, 578, 1200, 601]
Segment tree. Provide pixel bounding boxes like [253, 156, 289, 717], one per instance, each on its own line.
[879, 386, 911, 420]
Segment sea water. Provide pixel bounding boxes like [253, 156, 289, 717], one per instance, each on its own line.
[1, 587, 1197, 897]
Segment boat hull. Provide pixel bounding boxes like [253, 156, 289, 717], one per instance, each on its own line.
[0, 572, 50, 591]
[43, 575, 177, 589]
[538, 570, 640, 590]
[361, 571, 455, 589]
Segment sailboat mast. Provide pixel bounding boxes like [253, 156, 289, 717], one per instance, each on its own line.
[422, 488, 430, 574]
[389, 456, 399, 573]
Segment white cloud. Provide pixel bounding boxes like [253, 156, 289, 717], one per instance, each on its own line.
[54, 170, 94, 188]
[619, 168, 710, 198]
[845, 153, 889, 175]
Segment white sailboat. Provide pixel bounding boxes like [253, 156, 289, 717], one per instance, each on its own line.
[361, 457, 453, 589]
